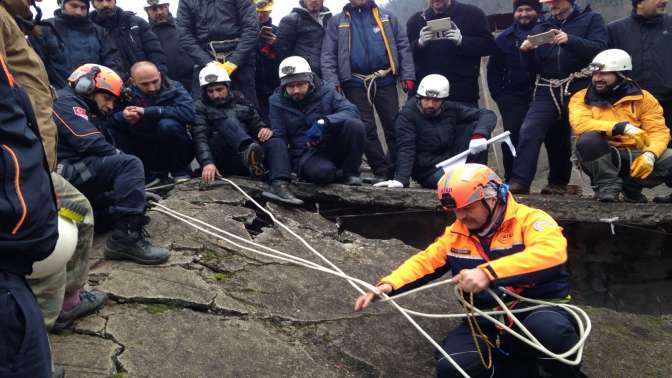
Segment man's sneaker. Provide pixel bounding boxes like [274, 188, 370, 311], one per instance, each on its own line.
[104, 215, 170, 265]
[653, 193, 672, 203]
[52, 290, 108, 333]
[242, 142, 265, 180]
[262, 181, 304, 206]
[343, 176, 363, 186]
[597, 189, 620, 203]
[172, 170, 192, 184]
[622, 190, 648, 203]
[508, 181, 530, 195]
[540, 184, 567, 195]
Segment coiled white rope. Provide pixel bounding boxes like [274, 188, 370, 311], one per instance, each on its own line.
[149, 178, 591, 376]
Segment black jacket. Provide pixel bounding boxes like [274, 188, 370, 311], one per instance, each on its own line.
[176, 0, 259, 67]
[0, 57, 58, 276]
[256, 19, 280, 102]
[30, 10, 123, 88]
[394, 98, 496, 185]
[53, 87, 118, 162]
[150, 16, 195, 91]
[193, 93, 266, 167]
[276, 5, 332, 77]
[91, 7, 168, 77]
[608, 13, 672, 102]
[406, 2, 496, 103]
[524, 5, 607, 93]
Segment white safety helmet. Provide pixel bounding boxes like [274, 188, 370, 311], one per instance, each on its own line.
[589, 49, 633, 73]
[199, 62, 231, 88]
[417, 74, 450, 99]
[29, 216, 78, 279]
[278, 56, 313, 87]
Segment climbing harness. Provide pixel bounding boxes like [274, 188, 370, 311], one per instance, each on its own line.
[150, 178, 592, 377]
[352, 68, 392, 106]
[532, 67, 593, 119]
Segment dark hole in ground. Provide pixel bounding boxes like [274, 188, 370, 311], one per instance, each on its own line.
[318, 203, 672, 316]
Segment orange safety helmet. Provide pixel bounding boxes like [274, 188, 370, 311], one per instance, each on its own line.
[437, 164, 504, 210]
[67, 64, 123, 97]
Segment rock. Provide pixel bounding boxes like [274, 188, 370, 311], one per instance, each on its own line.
[49, 177, 672, 378]
[51, 333, 120, 377]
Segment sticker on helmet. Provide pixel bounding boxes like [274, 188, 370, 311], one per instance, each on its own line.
[205, 74, 219, 83]
[281, 66, 296, 75]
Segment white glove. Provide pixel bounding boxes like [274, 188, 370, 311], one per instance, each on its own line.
[443, 24, 462, 45]
[623, 123, 644, 136]
[418, 26, 434, 47]
[374, 180, 404, 188]
[468, 138, 488, 155]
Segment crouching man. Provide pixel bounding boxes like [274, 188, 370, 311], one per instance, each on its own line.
[268, 56, 366, 187]
[193, 62, 303, 205]
[356, 164, 584, 377]
[569, 49, 672, 203]
[377, 74, 496, 189]
[54, 64, 170, 264]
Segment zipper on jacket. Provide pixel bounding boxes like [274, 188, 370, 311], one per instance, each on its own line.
[1, 145, 28, 235]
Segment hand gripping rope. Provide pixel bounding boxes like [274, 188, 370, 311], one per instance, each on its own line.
[150, 178, 591, 378]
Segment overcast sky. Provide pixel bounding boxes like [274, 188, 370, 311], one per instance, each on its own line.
[39, 0, 373, 20]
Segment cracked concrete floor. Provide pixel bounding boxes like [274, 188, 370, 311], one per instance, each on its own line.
[51, 181, 672, 377]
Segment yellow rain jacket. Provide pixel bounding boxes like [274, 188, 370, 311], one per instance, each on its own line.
[380, 195, 569, 306]
[569, 84, 670, 158]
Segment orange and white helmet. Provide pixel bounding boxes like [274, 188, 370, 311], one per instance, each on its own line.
[437, 164, 503, 210]
[68, 64, 123, 97]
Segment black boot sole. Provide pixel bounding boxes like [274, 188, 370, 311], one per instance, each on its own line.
[104, 247, 170, 265]
[245, 144, 266, 180]
[261, 191, 304, 206]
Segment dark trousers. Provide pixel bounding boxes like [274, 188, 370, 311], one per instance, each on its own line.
[298, 119, 366, 185]
[112, 118, 193, 176]
[436, 307, 583, 378]
[210, 118, 291, 182]
[510, 88, 572, 187]
[0, 272, 51, 378]
[496, 94, 532, 180]
[344, 84, 399, 178]
[418, 168, 446, 189]
[69, 154, 146, 222]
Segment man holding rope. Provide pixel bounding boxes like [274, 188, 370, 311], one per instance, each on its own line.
[355, 164, 584, 377]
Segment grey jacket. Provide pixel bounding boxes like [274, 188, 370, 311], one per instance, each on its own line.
[176, 0, 259, 67]
[321, 2, 415, 85]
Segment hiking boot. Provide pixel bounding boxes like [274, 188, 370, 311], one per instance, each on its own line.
[540, 184, 567, 195]
[242, 142, 265, 180]
[343, 176, 363, 186]
[622, 190, 648, 203]
[262, 180, 304, 206]
[104, 215, 170, 265]
[508, 181, 530, 195]
[52, 290, 107, 333]
[653, 193, 672, 203]
[597, 189, 620, 203]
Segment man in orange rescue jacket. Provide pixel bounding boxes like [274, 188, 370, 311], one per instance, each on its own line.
[354, 163, 584, 378]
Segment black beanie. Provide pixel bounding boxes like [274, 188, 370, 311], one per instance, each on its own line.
[59, 0, 91, 9]
[513, 0, 542, 13]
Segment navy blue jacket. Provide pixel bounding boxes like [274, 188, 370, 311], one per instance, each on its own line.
[30, 10, 123, 89]
[53, 87, 118, 162]
[0, 58, 58, 276]
[487, 23, 537, 101]
[394, 98, 496, 185]
[524, 5, 607, 91]
[111, 78, 195, 129]
[269, 78, 360, 167]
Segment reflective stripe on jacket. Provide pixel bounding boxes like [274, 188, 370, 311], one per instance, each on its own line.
[380, 195, 569, 307]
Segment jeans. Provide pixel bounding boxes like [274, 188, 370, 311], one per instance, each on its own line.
[496, 94, 532, 180]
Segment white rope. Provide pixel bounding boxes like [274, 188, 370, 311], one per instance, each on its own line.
[149, 178, 591, 376]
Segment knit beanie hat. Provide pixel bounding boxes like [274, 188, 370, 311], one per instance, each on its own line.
[59, 0, 91, 9]
[513, 0, 542, 13]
